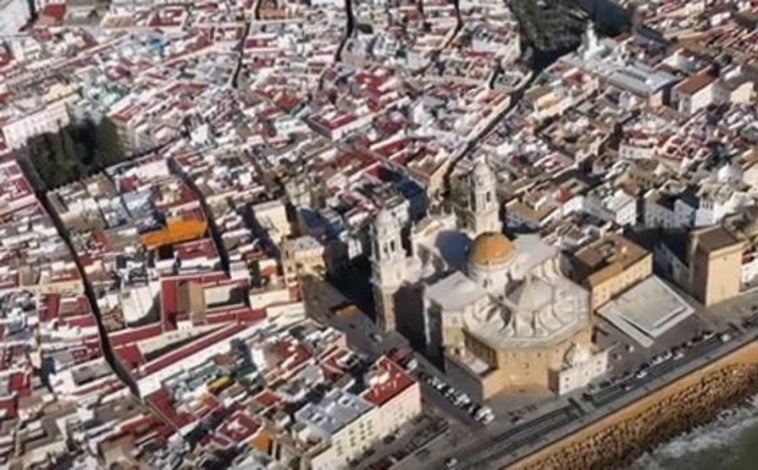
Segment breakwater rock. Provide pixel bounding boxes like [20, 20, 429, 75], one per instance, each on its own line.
[515, 363, 758, 470]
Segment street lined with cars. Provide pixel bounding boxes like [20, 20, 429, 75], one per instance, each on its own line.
[586, 324, 741, 407]
[416, 369, 495, 426]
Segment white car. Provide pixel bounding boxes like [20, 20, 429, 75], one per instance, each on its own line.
[479, 414, 495, 425]
[445, 457, 459, 468]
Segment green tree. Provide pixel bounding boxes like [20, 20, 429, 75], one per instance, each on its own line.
[22, 117, 127, 189]
[95, 116, 124, 166]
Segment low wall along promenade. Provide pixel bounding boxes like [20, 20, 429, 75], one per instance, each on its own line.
[509, 339, 758, 470]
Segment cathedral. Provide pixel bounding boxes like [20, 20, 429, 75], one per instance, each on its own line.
[370, 159, 607, 399]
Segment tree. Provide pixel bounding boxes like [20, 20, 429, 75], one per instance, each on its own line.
[94, 116, 124, 166]
[22, 116, 128, 189]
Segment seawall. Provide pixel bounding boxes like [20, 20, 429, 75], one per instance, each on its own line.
[509, 339, 758, 470]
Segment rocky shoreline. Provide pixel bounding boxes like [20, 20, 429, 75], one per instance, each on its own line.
[517, 364, 758, 470]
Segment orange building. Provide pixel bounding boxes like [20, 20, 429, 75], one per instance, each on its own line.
[140, 219, 208, 250]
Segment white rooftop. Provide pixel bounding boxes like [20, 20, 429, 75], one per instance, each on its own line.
[295, 389, 374, 436]
[597, 276, 694, 348]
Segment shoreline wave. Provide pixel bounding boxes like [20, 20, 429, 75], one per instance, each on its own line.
[626, 394, 758, 470]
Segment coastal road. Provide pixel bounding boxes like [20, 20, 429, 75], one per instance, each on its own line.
[587, 332, 729, 407]
[399, 318, 758, 470]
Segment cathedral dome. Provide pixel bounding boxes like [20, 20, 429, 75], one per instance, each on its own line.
[468, 232, 514, 267]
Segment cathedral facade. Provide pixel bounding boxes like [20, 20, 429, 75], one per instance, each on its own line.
[370, 159, 607, 399]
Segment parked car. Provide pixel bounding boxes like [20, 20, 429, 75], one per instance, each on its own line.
[478, 414, 494, 425]
[445, 457, 459, 468]
[720, 332, 732, 343]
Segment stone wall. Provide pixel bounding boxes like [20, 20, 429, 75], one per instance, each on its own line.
[510, 339, 758, 470]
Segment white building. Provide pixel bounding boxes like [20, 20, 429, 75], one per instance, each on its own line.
[252, 199, 291, 245]
[671, 70, 717, 115]
[554, 343, 609, 395]
[299, 390, 378, 470]
[1, 90, 80, 149]
[0, 0, 31, 35]
[583, 186, 637, 226]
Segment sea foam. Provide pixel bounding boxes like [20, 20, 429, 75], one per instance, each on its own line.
[626, 394, 758, 469]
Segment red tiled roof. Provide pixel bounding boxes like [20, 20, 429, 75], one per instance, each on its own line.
[115, 344, 144, 369]
[140, 323, 249, 376]
[361, 357, 416, 407]
[146, 388, 195, 428]
[38, 294, 61, 322]
[7, 371, 30, 397]
[0, 396, 18, 419]
[160, 271, 229, 329]
[110, 324, 162, 347]
[41, 4, 66, 22]
[252, 389, 281, 409]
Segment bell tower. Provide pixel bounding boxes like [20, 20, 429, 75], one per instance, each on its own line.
[370, 209, 406, 332]
[465, 158, 500, 236]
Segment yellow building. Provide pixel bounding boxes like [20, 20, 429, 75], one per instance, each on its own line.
[281, 235, 326, 287]
[658, 224, 747, 307]
[689, 226, 745, 306]
[568, 234, 653, 310]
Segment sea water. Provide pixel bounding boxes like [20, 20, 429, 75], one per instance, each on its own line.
[626, 395, 758, 470]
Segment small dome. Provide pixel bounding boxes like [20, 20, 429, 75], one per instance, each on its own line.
[564, 342, 591, 368]
[507, 277, 553, 313]
[374, 209, 396, 228]
[468, 232, 514, 267]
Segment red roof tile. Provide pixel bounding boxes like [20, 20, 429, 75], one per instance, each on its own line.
[361, 357, 417, 407]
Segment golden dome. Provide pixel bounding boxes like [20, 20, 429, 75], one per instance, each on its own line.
[469, 232, 514, 266]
